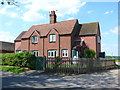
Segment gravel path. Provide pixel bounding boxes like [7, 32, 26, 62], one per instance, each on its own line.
[1, 69, 120, 89]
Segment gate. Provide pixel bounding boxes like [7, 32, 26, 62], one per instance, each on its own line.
[35, 57, 46, 71]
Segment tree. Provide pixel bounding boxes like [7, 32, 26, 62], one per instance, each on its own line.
[84, 49, 95, 58]
[1, 0, 18, 6]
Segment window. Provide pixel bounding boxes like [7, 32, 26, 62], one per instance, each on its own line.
[98, 36, 101, 43]
[48, 50, 57, 57]
[16, 50, 21, 53]
[32, 36, 38, 43]
[31, 50, 39, 56]
[49, 34, 56, 42]
[62, 49, 68, 57]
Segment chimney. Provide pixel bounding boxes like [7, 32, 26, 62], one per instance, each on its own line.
[50, 10, 57, 24]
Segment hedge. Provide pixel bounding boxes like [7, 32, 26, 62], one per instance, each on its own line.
[2, 52, 36, 69]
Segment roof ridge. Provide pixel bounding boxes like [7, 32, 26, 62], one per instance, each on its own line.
[33, 19, 78, 26]
[0, 41, 14, 44]
[80, 22, 99, 25]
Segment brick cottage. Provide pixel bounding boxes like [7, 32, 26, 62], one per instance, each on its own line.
[14, 11, 101, 58]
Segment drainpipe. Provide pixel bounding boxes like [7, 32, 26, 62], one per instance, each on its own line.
[28, 38, 30, 52]
[58, 35, 60, 57]
[42, 37, 44, 56]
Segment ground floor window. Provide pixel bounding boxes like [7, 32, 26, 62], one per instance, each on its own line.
[16, 50, 21, 53]
[31, 50, 39, 56]
[48, 50, 57, 58]
[62, 49, 68, 57]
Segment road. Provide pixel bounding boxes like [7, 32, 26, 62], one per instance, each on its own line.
[1, 69, 120, 89]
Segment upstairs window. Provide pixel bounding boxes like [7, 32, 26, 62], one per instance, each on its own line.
[31, 50, 39, 56]
[62, 49, 68, 57]
[32, 36, 38, 43]
[98, 36, 101, 43]
[49, 34, 56, 42]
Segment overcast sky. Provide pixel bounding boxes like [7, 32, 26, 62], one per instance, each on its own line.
[0, 1, 118, 56]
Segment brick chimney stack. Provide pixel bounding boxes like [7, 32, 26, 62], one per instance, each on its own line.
[50, 11, 57, 24]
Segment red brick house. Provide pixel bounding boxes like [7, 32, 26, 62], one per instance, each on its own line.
[0, 41, 14, 53]
[14, 11, 101, 58]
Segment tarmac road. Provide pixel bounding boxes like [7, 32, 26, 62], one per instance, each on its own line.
[1, 69, 120, 89]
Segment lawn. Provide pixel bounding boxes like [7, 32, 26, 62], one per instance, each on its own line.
[0, 65, 29, 73]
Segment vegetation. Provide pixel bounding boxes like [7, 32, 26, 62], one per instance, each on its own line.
[2, 52, 36, 69]
[106, 56, 120, 59]
[53, 57, 62, 69]
[84, 49, 95, 58]
[0, 65, 29, 73]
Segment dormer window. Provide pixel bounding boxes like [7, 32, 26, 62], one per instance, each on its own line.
[49, 34, 56, 42]
[32, 36, 38, 43]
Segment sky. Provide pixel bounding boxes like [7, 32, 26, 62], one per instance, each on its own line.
[0, 0, 118, 56]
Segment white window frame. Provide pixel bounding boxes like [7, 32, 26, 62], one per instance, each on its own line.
[49, 34, 56, 42]
[48, 50, 57, 58]
[32, 36, 38, 43]
[62, 49, 68, 57]
[16, 50, 21, 53]
[31, 50, 39, 56]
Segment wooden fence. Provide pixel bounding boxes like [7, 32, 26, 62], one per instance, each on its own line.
[45, 58, 115, 74]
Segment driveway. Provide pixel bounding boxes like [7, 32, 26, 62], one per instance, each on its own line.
[1, 69, 120, 89]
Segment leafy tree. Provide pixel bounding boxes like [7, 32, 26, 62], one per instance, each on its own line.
[84, 49, 95, 58]
[1, 0, 18, 6]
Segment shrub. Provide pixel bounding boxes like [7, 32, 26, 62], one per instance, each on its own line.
[53, 57, 62, 69]
[84, 49, 95, 58]
[2, 52, 36, 69]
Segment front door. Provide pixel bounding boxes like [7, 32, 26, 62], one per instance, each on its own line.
[72, 50, 80, 58]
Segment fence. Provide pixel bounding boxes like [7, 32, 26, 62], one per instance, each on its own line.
[45, 58, 115, 74]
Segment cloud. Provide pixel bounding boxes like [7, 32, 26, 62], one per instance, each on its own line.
[9, 12, 18, 18]
[104, 10, 113, 14]
[110, 26, 118, 34]
[101, 43, 118, 56]
[87, 10, 93, 14]
[21, 10, 45, 22]
[0, 5, 18, 18]
[66, 17, 75, 20]
[21, 0, 86, 22]
[101, 32, 109, 36]
[0, 30, 15, 43]
[5, 21, 13, 26]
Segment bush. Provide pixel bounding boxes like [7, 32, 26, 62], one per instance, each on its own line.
[2, 52, 36, 69]
[84, 49, 95, 58]
[53, 57, 62, 69]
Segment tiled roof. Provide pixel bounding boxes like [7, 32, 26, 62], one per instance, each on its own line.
[79, 22, 99, 35]
[21, 19, 78, 38]
[15, 20, 99, 41]
[0, 41, 14, 51]
[15, 31, 27, 41]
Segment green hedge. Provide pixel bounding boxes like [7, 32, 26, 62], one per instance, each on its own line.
[2, 52, 36, 69]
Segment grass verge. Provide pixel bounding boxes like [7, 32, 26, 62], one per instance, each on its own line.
[0, 65, 29, 73]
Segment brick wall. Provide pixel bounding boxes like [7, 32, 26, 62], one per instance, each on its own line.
[15, 41, 21, 52]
